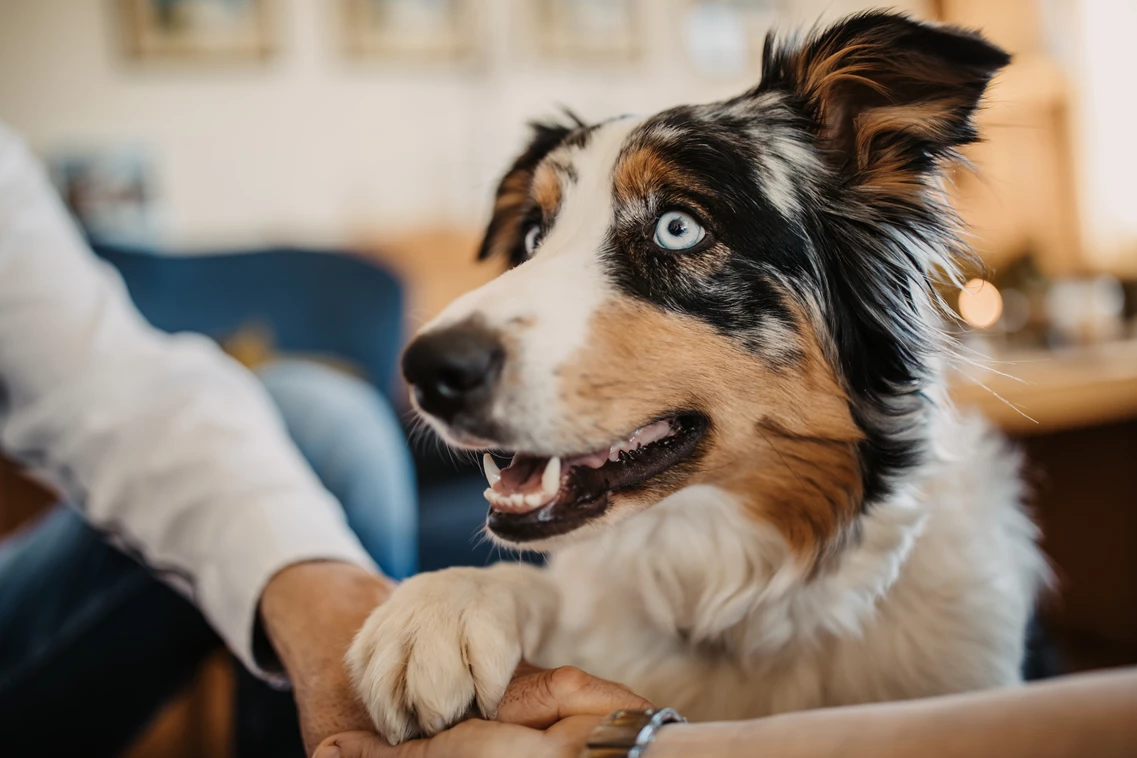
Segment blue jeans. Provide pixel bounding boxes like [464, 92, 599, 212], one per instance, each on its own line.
[0, 360, 417, 757]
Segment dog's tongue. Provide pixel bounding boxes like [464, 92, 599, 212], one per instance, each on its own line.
[482, 420, 675, 515]
[499, 455, 550, 494]
[484, 450, 608, 514]
[484, 454, 564, 514]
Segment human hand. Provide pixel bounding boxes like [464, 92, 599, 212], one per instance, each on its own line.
[312, 664, 652, 758]
[259, 560, 394, 754]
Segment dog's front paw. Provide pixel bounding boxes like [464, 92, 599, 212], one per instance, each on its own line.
[347, 567, 525, 744]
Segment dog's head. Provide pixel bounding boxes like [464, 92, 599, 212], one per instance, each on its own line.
[403, 12, 1007, 558]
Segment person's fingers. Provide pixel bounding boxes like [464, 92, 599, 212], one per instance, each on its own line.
[429, 720, 554, 757]
[312, 721, 561, 758]
[495, 665, 653, 729]
[545, 714, 607, 754]
[311, 731, 404, 758]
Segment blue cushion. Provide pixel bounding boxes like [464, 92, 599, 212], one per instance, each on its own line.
[91, 243, 405, 401]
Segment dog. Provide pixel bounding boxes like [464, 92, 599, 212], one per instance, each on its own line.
[348, 11, 1049, 743]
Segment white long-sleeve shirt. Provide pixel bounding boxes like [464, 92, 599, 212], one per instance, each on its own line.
[0, 123, 375, 681]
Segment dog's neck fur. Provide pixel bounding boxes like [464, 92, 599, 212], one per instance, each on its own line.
[549, 397, 954, 664]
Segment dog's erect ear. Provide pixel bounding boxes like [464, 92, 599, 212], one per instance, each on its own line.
[758, 11, 1009, 187]
[477, 114, 584, 266]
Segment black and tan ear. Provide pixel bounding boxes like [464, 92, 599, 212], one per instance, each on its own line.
[477, 114, 584, 266]
[759, 11, 1009, 188]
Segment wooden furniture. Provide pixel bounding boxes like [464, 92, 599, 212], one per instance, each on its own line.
[0, 458, 55, 534]
[951, 340, 1137, 674]
[952, 340, 1137, 435]
[1014, 417, 1137, 673]
[355, 228, 491, 337]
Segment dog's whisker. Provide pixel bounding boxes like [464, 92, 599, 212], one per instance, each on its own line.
[956, 373, 1039, 426]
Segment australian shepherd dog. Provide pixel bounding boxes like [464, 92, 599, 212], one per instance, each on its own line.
[348, 10, 1048, 743]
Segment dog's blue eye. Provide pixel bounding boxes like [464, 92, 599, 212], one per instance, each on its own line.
[653, 211, 705, 251]
[524, 225, 543, 256]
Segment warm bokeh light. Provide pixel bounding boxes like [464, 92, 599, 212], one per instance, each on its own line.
[959, 278, 1003, 329]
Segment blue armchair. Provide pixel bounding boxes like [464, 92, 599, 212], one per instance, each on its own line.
[92, 242, 501, 573]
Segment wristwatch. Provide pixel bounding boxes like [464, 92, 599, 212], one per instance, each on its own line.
[581, 708, 687, 758]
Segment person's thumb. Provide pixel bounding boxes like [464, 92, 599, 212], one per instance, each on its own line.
[311, 731, 406, 758]
[495, 665, 652, 729]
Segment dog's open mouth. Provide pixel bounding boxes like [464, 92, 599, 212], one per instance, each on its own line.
[482, 413, 708, 542]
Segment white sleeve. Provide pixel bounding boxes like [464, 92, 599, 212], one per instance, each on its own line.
[0, 123, 377, 682]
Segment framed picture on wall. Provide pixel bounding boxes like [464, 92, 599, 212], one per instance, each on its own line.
[340, 0, 476, 62]
[47, 147, 161, 246]
[534, 0, 640, 63]
[118, 0, 276, 62]
[682, 0, 781, 78]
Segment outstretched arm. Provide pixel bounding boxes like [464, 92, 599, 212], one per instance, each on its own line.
[648, 666, 1137, 758]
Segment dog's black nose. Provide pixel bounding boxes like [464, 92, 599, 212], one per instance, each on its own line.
[402, 324, 504, 423]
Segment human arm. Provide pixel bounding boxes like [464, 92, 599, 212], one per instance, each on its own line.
[0, 122, 379, 682]
[645, 666, 1137, 758]
[260, 561, 395, 749]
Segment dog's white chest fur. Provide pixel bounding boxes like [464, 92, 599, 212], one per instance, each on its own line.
[536, 412, 1047, 721]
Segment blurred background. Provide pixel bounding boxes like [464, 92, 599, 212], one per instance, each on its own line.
[0, 1, 1134, 755]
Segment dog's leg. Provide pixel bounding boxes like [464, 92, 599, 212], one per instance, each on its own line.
[346, 562, 559, 744]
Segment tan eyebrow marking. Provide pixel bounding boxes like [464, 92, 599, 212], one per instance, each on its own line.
[531, 161, 563, 217]
[613, 143, 713, 213]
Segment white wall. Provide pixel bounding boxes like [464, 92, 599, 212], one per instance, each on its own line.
[0, 0, 920, 250]
[1071, 0, 1137, 270]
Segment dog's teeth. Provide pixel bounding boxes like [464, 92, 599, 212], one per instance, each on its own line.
[483, 488, 495, 503]
[542, 456, 561, 495]
[608, 445, 621, 462]
[524, 492, 547, 508]
[482, 453, 501, 487]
